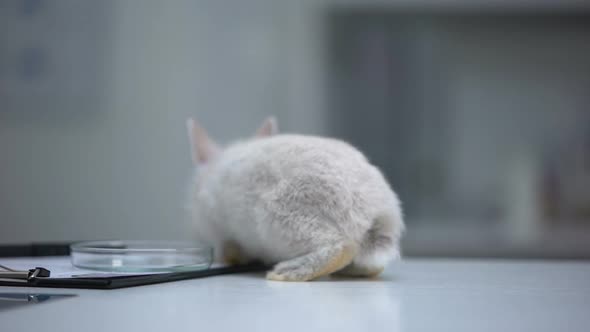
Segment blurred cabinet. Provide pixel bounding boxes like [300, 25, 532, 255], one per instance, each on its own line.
[326, 11, 590, 257]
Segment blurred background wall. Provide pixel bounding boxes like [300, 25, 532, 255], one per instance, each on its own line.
[1, 0, 589, 258]
[0, 0, 298, 243]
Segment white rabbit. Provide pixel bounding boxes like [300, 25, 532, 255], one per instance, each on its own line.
[186, 117, 404, 281]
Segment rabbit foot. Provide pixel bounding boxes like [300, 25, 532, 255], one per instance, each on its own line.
[266, 242, 356, 281]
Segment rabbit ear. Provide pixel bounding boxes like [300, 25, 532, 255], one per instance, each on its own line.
[255, 116, 279, 138]
[186, 118, 219, 165]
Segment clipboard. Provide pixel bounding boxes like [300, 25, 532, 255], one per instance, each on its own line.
[0, 243, 268, 289]
[0, 264, 267, 289]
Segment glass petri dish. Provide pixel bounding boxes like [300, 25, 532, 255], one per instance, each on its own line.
[70, 240, 213, 273]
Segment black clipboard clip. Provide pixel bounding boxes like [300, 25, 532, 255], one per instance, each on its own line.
[0, 264, 51, 283]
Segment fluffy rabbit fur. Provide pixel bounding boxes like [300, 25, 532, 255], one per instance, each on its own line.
[186, 117, 404, 281]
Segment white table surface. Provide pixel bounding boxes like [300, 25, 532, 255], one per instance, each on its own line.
[1, 258, 589, 332]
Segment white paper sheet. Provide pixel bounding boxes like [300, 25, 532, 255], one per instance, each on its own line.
[0, 256, 159, 278]
[1, 256, 222, 280]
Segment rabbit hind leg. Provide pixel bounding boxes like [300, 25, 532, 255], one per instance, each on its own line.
[266, 241, 356, 282]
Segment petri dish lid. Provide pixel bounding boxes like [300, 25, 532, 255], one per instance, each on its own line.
[70, 240, 213, 273]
